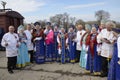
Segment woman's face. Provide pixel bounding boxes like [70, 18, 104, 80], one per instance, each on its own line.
[35, 25, 41, 30]
[91, 27, 97, 34]
[106, 24, 112, 31]
[69, 28, 74, 32]
[85, 27, 90, 32]
[46, 26, 50, 30]
[61, 28, 65, 33]
[100, 24, 106, 29]
[54, 26, 58, 31]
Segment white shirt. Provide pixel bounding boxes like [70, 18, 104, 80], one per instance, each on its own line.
[24, 30, 33, 50]
[1, 32, 19, 57]
[117, 37, 120, 58]
[97, 29, 114, 58]
[75, 30, 86, 51]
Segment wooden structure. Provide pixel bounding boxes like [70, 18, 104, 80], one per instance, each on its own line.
[0, 9, 24, 32]
[0, 9, 24, 50]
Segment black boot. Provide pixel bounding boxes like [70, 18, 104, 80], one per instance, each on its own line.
[100, 72, 107, 77]
[8, 70, 14, 74]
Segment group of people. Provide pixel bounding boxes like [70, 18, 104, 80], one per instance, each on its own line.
[1, 20, 120, 80]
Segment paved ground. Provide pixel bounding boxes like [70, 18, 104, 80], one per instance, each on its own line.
[0, 51, 107, 80]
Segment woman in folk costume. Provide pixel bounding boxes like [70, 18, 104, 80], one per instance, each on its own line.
[53, 24, 59, 62]
[17, 25, 30, 68]
[108, 28, 120, 80]
[97, 21, 115, 77]
[57, 28, 68, 64]
[79, 24, 91, 68]
[44, 22, 54, 62]
[86, 25, 101, 75]
[66, 25, 76, 63]
[32, 22, 45, 64]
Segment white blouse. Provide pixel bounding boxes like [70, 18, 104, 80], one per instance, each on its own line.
[117, 37, 120, 58]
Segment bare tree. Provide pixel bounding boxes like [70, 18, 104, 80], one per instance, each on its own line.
[95, 10, 110, 24]
[69, 17, 76, 24]
[50, 12, 70, 28]
[50, 14, 63, 26]
[75, 19, 85, 27]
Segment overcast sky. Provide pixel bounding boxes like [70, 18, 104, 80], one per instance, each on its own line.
[0, 0, 120, 23]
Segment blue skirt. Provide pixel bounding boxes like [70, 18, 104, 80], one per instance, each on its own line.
[65, 49, 70, 63]
[61, 46, 66, 64]
[69, 42, 76, 63]
[79, 45, 87, 68]
[108, 43, 120, 80]
[45, 43, 53, 62]
[93, 45, 101, 72]
[86, 50, 93, 73]
[93, 51, 101, 72]
[53, 41, 58, 61]
[116, 59, 120, 80]
[35, 39, 45, 64]
[17, 43, 30, 67]
[86, 45, 101, 73]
